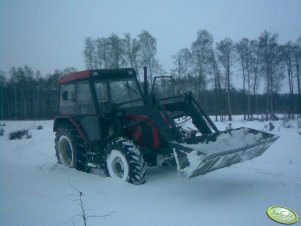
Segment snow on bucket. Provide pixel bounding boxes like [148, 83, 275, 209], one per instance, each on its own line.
[171, 127, 279, 178]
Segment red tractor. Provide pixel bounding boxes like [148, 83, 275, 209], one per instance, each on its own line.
[53, 68, 278, 184]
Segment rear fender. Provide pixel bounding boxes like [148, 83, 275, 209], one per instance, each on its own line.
[53, 116, 88, 142]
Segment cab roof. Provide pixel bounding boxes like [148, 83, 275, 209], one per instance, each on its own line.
[59, 68, 137, 84]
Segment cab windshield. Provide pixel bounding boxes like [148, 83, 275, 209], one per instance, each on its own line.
[110, 79, 142, 104]
[94, 78, 143, 109]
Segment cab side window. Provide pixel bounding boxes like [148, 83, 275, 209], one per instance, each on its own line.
[76, 81, 95, 114]
[95, 82, 109, 112]
[60, 83, 75, 114]
[95, 82, 108, 102]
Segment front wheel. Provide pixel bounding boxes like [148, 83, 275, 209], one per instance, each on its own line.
[105, 137, 146, 185]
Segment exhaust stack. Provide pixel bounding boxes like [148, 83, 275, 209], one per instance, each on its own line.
[143, 66, 148, 97]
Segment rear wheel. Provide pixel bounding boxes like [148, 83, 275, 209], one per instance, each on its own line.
[55, 124, 90, 172]
[57, 134, 74, 167]
[105, 137, 146, 184]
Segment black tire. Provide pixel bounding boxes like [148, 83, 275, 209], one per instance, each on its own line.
[105, 137, 146, 185]
[55, 124, 90, 172]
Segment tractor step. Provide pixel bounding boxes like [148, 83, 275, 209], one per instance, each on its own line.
[170, 127, 279, 178]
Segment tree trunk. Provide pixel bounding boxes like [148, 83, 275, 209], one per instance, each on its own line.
[214, 75, 218, 122]
[247, 70, 251, 120]
[14, 85, 17, 119]
[0, 86, 3, 120]
[242, 68, 246, 120]
[295, 56, 301, 115]
[287, 60, 294, 119]
[226, 62, 232, 121]
[265, 66, 270, 121]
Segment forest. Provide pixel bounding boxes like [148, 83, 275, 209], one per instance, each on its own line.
[0, 30, 300, 120]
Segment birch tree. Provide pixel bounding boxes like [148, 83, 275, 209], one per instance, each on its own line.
[138, 30, 158, 83]
[191, 30, 213, 102]
[217, 38, 236, 121]
[250, 40, 261, 118]
[95, 38, 110, 69]
[294, 37, 301, 115]
[280, 42, 295, 118]
[107, 34, 125, 69]
[124, 33, 140, 77]
[236, 38, 254, 120]
[171, 48, 192, 94]
[83, 37, 96, 69]
[0, 71, 6, 120]
[258, 31, 280, 120]
[209, 50, 223, 121]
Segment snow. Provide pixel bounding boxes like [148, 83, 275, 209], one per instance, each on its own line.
[173, 127, 279, 178]
[178, 128, 265, 155]
[1, 117, 300, 226]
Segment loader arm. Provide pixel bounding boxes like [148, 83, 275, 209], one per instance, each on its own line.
[158, 92, 218, 135]
[153, 92, 279, 178]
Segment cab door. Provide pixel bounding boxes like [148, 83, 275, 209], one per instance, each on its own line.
[74, 80, 100, 142]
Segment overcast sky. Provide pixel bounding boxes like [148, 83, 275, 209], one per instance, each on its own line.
[1, 0, 301, 76]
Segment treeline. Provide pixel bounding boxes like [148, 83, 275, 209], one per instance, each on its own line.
[169, 30, 301, 120]
[83, 30, 301, 120]
[0, 30, 300, 120]
[0, 67, 76, 120]
[0, 65, 298, 120]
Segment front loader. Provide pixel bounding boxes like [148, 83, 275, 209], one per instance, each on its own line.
[53, 68, 279, 184]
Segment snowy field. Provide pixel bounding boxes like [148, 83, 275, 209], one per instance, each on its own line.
[0, 117, 300, 226]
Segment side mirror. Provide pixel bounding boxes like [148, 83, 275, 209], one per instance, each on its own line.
[62, 91, 68, 101]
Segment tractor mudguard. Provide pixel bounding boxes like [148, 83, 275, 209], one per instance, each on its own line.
[53, 116, 88, 142]
[170, 127, 279, 178]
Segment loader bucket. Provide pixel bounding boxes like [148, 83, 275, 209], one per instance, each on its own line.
[171, 127, 279, 178]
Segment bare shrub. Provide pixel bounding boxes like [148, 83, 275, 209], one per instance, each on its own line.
[9, 129, 32, 140]
[0, 127, 4, 136]
[36, 125, 43, 130]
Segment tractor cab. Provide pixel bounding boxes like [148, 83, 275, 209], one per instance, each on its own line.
[59, 69, 144, 115]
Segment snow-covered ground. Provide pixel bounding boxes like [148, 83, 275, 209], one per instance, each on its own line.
[0, 117, 300, 226]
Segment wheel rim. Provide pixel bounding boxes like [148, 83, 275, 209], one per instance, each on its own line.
[107, 150, 129, 182]
[58, 135, 74, 167]
[112, 157, 125, 178]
